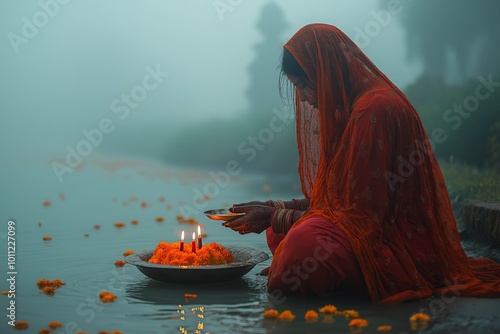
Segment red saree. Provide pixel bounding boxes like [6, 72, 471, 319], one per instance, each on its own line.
[268, 24, 500, 302]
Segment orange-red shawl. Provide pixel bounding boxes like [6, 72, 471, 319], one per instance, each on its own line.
[270, 24, 500, 302]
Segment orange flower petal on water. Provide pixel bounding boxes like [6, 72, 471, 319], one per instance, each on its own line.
[304, 310, 319, 322]
[114, 260, 126, 267]
[123, 249, 134, 256]
[42, 286, 56, 295]
[1, 290, 9, 295]
[131, 219, 138, 225]
[83, 233, 89, 237]
[114, 222, 125, 228]
[39, 328, 51, 334]
[38, 222, 42, 227]
[343, 309, 359, 318]
[14, 321, 29, 329]
[48, 321, 63, 329]
[278, 310, 296, 321]
[155, 216, 164, 222]
[349, 318, 369, 327]
[319, 304, 337, 314]
[263, 309, 279, 319]
[409, 312, 430, 323]
[377, 325, 392, 331]
[99, 291, 117, 303]
[42, 235, 52, 241]
[94, 224, 101, 229]
[184, 293, 198, 299]
[43, 200, 51, 207]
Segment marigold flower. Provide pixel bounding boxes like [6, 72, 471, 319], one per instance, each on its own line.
[114, 222, 125, 228]
[48, 321, 63, 329]
[184, 293, 198, 299]
[319, 304, 337, 314]
[263, 309, 279, 319]
[141, 201, 148, 207]
[1, 290, 9, 295]
[39, 328, 51, 334]
[148, 241, 234, 266]
[343, 309, 359, 318]
[377, 325, 392, 331]
[123, 249, 134, 256]
[349, 318, 369, 327]
[131, 219, 139, 225]
[409, 312, 430, 323]
[14, 321, 29, 329]
[42, 286, 56, 295]
[42, 235, 52, 241]
[155, 216, 164, 222]
[94, 224, 101, 229]
[159, 196, 165, 202]
[304, 310, 319, 322]
[114, 260, 126, 267]
[99, 291, 117, 303]
[278, 310, 296, 321]
[43, 200, 51, 207]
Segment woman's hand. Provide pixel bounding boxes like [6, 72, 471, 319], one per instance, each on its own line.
[222, 204, 273, 234]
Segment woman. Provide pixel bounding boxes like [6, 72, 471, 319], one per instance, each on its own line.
[223, 24, 500, 302]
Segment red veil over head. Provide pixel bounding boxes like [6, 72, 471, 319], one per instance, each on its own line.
[271, 24, 500, 302]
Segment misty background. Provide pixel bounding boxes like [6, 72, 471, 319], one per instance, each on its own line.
[1, 0, 499, 183]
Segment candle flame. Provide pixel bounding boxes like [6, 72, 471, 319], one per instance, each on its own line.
[192, 231, 195, 240]
[197, 225, 201, 236]
[181, 231, 184, 241]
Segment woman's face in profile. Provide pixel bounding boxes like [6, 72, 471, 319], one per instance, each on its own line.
[286, 74, 318, 108]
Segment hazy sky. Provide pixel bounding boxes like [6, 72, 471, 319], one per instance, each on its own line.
[0, 0, 421, 159]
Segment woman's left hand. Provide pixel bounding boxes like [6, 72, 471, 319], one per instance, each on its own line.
[222, 204, 273, 234]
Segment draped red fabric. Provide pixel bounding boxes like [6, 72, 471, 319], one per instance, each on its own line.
[268, 24, 500, 302]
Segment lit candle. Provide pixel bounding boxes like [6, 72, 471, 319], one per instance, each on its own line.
[197, 225, 202, 249]
[191, 232, 196, 253]
[180, 231, 185, 252]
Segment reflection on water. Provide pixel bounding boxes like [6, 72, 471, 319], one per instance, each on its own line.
[1, 156, 498, 334]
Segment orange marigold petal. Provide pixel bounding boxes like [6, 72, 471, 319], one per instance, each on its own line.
[319, 304, 337, 314]
[39, 328, 51, 334]
[99, 291, 118, 303]
[14, 321, 29, 329]
[123, 249, 134, 256]
[48, 321, 63, 329]
[42, 235, 52, 241]
[304, 310, 319, 322]
[409, 312, 430, 323]
[343, 309, 360, 318]
[155, 216, 164, 222]
[263, 309, 279, 319]
[349, 318, 369, 327]
[278, 310, 296, 321]
[184, 293, 198, 299]
[114, 260, 126, 267]
[377, 325, 392, 331]
[114, 222, 125, 228]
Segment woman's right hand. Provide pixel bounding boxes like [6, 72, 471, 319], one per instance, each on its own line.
[231, 200, 271, 208]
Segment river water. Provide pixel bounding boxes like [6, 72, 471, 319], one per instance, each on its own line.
[1, 155, 498, 334]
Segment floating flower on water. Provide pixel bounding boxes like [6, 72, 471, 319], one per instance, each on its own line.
[42, 286, 56, 295]
[166, 204, 172, 210]
[409, 312, 430, 323]
[83, 233, 89, 238]
[322, 314, 336, 324]
[148, 241, 234, 266]
[99, 291, 117, 303]
[141, 201, 148, 208]
[131, 219, 138, 225]
[98, 331, 124, 334]
[43, 200, 51, 207]
[319, 304, 337, 314]
[114, 222, 125, 228]
[184, 293, 198, 300]
[14, 321, 29, 329]
[123, 249, 134, 256]
[176, 215, 201, 225]
[1, 290, 10, 295]
[114, 260, 126, 267]
[48, 321, 62, 329]
[36, 279, 65, 296]
[304, 310, 319, 322]
[42, 236, 52, 241]
[94, 224, 101, 229]
[343, 309, 359, 318]
[349, 318, 368, 327]
[159, 196, 166, 202]
[263, 309, 279, 319]
[38, 222, 42, 227]
[278, 310, 295, 321]
[155, 216, 164, 222]
[39, 328, 51, 334]
[377, 325, 392, 331]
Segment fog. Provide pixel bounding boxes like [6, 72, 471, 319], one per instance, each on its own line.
[1, 0, 498, 174]
[0, 0, 420, 161]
